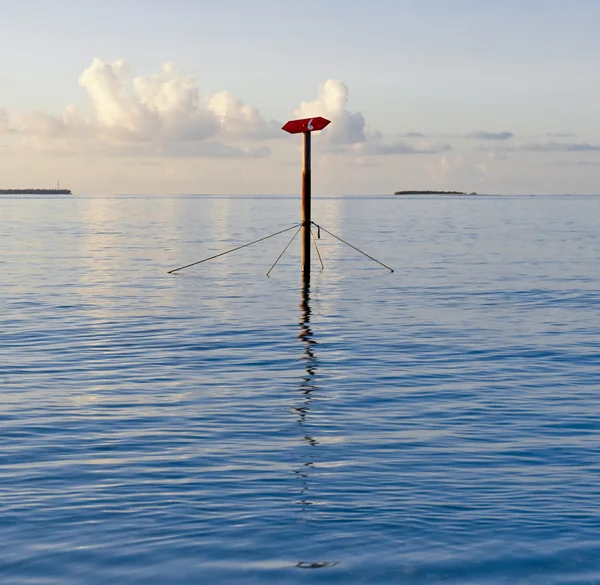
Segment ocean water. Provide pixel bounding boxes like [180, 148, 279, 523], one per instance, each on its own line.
[1, 194, 599, 585]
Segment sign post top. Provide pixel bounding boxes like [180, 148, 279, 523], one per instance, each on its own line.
[282, 116, 331, 134]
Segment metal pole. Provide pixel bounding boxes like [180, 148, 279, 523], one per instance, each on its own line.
[302, 131, 311, 276]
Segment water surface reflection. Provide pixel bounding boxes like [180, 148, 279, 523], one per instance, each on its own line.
[292, 274, 319, 511]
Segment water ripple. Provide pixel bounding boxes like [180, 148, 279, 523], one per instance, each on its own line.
[1, 195, 599, 584]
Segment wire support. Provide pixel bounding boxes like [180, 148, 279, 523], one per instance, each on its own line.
[311, 221, 394, 273]
[168, 223, 302, 274]
[266, 225, 303, 276]
[310, 228, 324, 270]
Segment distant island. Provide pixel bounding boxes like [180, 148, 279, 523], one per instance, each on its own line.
[394, 190, 477, 195]
[0, 189, 72, 195]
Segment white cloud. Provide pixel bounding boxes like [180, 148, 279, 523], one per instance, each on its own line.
[293, 79, 451, 157]
[294, 79, 370, 145]
[2, 65, 456, 163]
[2, 58, 277, 158]
[206, 91, 279, 140]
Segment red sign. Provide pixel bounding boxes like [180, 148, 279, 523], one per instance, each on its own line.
[282, 116, 331, 134]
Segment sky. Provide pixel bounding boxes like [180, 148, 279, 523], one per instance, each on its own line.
[1, 0, 600, 195]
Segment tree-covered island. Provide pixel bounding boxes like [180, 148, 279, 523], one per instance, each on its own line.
[394, 190, 477, 195]
[0, 189, 72, 194]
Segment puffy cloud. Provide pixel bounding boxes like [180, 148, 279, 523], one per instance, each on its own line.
[464, 131, 514, 140]
[2, 62, 472, 163]
[206, 91, 279, 140]
[80, 59, 160, 140]
[293, 80, 450, 157]
[294, 79, 369, 145]
[3, 58, 277, 158]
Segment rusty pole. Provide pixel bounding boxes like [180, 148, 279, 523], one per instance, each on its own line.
[301, 131, 311, 276]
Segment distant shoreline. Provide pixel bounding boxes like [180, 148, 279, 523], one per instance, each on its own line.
[394, 190, 476, 195]
[0, 189, 72, 195]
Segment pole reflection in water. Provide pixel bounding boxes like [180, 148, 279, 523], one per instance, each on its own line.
[292, 272, 319, 511]
[292, 274, 339, 570]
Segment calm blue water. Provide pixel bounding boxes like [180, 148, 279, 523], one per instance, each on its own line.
[1, 194, 599, 584]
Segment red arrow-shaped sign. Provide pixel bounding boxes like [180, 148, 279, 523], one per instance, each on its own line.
[282, 116, 331, 134]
